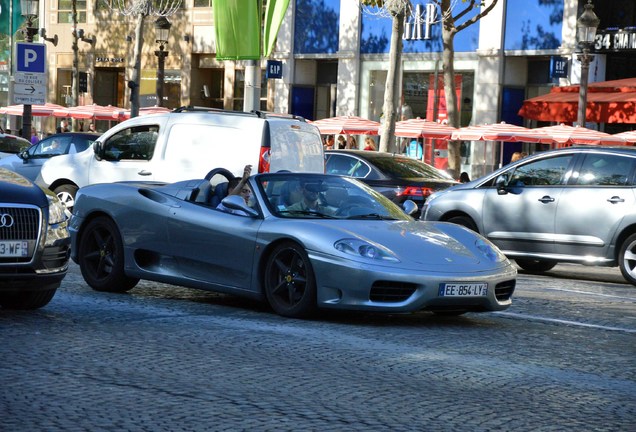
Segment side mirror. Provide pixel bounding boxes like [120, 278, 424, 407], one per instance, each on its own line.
[93, 141, 103, 160]
[221, 195, 259, 217]
[402, 199, 418, 216]
[19, 150, 29, 162]
[496, 174, 508, 195]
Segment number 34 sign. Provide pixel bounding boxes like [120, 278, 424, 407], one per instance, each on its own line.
[266, 60, 283, 79]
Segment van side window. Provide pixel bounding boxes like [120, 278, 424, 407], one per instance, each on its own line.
[102, 125, 159, 161]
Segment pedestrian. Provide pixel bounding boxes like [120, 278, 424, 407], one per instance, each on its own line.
[56, 119, 69, 133]
[324, 135, 335, 150]
[459, 172, 471, 183]
[347, 135, 357, 149]
[405, 138, 422, 159]
[88, 123, 96, 132]
[363, 137, 376, 151]
[510, 151, 527, 163]
[30, 128, 39, 145]
[337, 135, 346, 149]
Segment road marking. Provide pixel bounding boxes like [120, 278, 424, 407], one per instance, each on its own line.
[495, 311, 636, 334]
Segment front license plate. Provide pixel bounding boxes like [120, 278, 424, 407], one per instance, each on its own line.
[439, 283, 488, 297]
[0, 241, 29, 257]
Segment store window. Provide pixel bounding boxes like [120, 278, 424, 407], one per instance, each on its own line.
[194, 0, 212, 6]
[504, 0, 563, 50]
[58, 0, 87, 24]
[233, 69, 268, 111]
[294, 0, 339, 54]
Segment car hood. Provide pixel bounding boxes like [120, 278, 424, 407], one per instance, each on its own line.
[275, 218, 508, 272]
[0, 168, 46, 206]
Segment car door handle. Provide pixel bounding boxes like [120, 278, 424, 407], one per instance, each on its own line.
[138, 170, 152, 176]
[538, 196, 555, 203]
[607, 196, 625, 204]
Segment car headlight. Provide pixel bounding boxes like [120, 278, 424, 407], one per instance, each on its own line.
[474, 237, 506, 262]
[47, 194, 69, 225]
[334, 238, 400, 262]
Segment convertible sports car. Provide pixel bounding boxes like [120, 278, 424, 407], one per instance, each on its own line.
[69, 170, 517, 318]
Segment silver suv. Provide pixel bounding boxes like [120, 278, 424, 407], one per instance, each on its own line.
[421, 146, 636, 285]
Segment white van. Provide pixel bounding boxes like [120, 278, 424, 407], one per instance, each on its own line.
[36, 108, 325, 209]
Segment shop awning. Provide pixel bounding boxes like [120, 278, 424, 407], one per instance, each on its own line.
[518, 77, 636, 124]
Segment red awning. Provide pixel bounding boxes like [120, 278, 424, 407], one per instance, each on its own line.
[518, 77, 636, 124]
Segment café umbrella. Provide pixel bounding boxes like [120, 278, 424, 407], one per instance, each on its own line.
[311, 116, 381, 135]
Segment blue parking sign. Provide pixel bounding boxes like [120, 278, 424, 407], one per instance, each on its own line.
[16, 42, 46, 74]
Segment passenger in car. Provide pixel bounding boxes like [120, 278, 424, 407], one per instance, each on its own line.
[216, 165, 253, 215]
[286, 180, 335, 215]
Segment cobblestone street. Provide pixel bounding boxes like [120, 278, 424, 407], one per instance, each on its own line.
[1, 263, 635, 431]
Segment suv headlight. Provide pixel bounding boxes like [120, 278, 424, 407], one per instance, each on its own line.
[47, 194, 68, 225]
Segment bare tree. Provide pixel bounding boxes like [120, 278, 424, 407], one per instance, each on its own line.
[360, 1, 411, 153]
[434, 0, 499, 177]
[111, 0, 181, 118]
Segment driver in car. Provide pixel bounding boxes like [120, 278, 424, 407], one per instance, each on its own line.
[216, 165, 253, 215]
[286, 180, 335, 215]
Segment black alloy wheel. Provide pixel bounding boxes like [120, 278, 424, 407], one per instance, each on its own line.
[514, 259, 557, 273]
[264, 241, 317, 318]
[78, 216, 139, 292]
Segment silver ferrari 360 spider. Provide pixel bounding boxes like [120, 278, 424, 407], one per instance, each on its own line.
[69, 170, 517, 318]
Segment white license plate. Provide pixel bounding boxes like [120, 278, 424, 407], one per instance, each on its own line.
[439, 283, 488, 297]
[0, 241, 29, 257]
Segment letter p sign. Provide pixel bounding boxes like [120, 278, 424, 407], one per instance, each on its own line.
[16, 42, 46, 74]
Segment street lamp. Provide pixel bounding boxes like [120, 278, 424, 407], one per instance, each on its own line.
[154, 17, 171, 108]
[20, 0, 39, 140]
[576, 0, 600, 127]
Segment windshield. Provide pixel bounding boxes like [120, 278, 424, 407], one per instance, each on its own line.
[257, 173, 411, 220]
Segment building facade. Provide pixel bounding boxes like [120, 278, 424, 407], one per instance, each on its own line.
[1, 0, 634, 176]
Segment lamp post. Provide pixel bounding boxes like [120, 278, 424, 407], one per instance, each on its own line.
[154, 17, 171, 108]
[20, 0, 39, 140]
[576, 0, 600, 127]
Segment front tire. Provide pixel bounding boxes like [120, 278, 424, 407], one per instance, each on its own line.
[447, 215, 478, 232]
[0, 286, 57, 309]
[54, 184, 78, 211]
[264, 241, 317, 318]
[515, 259, 557, 273]
[78, 216, 139, 292]
[619, 233, 636, 285]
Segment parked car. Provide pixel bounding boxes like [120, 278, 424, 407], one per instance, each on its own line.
[0, 132, 99, 182]
[0, 168, 71, 309]
[69, 170, 516, 318]
[324, 150, 457, 211]
[37, 107, 325, 211]
[0, 132, 30, 158]
[421, 146, 636, 285]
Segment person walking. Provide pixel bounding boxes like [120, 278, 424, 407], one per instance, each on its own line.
[30, 128, 39, 145]
[363, 137, 376, 151]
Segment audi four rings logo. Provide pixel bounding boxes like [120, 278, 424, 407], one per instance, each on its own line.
[0, 213, 15, 228]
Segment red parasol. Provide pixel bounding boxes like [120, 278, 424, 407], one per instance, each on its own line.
[394, 118, 457, 139]
[64, 104, 126, 121]
[532, 124, 626, 146]
[311, 116, 381, 135]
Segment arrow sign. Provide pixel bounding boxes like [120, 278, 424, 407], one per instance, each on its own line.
[14, 83, 46, 97]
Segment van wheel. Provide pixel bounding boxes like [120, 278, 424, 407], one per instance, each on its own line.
[619, 233, 636, 285]
[515, 259, 557, 273]
[54, 184, 78, 211]
[447, 215, 478, 232]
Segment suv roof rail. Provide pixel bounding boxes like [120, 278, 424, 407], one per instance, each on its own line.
[250, 110, 307, 122]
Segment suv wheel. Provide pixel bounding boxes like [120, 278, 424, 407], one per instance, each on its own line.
[619, 233, 636, 285]
[515, 259, 557, 273]
[0, 285, 57, 309]
[447, 215, 478, 232]
[54, 184, 78, 211]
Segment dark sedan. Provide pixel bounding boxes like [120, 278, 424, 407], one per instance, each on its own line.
[0, 132, 31, 158]
[325, 150, 458, 211]
[0, 168, 71, 309]
[0, 132, 99, 182]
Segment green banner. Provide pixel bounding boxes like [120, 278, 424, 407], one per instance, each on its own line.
[0, 0, 24, 36]
[263, 0, 290, 57]
[213, 0, 262, 60]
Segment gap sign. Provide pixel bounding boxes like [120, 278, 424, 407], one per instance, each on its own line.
[13, 42, 47, 104]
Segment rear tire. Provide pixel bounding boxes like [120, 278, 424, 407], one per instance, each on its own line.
[0, 285, 57, 309]
[78, 216, 139, 292]
[447, 215, 478, 232]
[54, 184, 78, 212]
[619, 233, 636, 285]
[515, 259, 557, 273]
